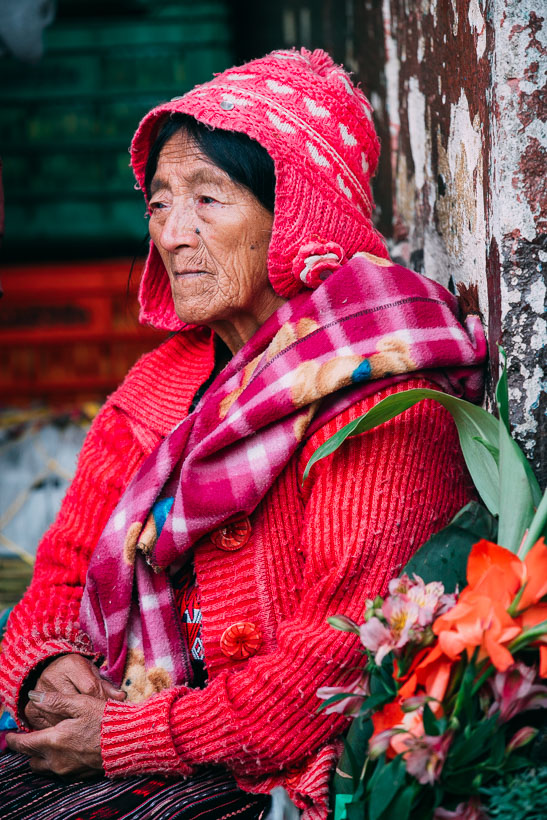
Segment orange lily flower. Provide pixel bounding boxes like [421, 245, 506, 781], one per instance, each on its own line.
[517, 602, 547, 677]
[465, 540, 524, 611]
[433, 585, 520, 671]
[397, 645, 455, 703]
[371, 700, 405, 737]
[519, 538, 547, 610]
[370, 700, 427, 760]
[431, 540, 529, 671]
[413, 644, 455, 703]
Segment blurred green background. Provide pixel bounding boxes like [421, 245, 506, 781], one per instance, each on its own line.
[0, 0, 234, 261]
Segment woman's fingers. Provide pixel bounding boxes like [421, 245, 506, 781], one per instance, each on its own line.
[24, 657, 125, 730]
[27, 690, 83, 720]
[90, 664, 126, 702]
[100, 680, 127, 701]
[40, 655, 105, 698]
[6, 725, 56, 757]
[6, 694, 105, 776]
[24, 701, 57, 730]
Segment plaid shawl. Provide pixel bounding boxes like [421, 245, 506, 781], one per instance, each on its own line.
[80, 254, 487, 691]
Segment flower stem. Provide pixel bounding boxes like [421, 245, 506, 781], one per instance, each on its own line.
[471, 662, 495, 696]
[508, 620, 547, 654]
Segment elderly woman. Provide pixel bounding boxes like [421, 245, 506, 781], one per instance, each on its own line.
[1, 49, 485, 820]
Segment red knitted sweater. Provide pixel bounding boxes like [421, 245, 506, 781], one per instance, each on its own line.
[0, 330, 472, 819]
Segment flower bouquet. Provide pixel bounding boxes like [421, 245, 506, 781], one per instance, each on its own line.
[307, 350, 547, 819]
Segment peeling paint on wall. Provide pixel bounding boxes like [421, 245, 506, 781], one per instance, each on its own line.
[491, 2, 546, 485]
[383, 0, 546, 487]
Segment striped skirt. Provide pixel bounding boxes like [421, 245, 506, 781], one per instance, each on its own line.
[0, 752, 271, 820]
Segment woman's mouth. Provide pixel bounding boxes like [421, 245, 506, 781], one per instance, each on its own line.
[173, 270, 207, 278]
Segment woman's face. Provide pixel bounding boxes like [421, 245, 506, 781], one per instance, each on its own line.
[148, 130, 281, 351]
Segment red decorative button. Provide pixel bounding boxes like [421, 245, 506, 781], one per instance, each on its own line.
[220, 622, 262, 660]
[210, 517, 251, 551]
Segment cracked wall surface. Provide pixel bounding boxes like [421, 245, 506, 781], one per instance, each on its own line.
[383, 0, 546, 487]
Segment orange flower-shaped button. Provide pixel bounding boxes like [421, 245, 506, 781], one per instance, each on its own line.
[220, 622, 262, 660]
[210, 517, 251, 551]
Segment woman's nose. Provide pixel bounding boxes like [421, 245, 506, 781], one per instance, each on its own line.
[158, 201, 200, 253]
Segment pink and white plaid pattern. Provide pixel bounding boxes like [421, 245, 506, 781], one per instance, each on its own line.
[80, 255, 487, 689]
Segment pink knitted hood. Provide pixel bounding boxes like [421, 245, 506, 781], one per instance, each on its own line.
[131, 48, 389, 331]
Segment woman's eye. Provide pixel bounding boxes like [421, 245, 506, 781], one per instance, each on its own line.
[198, 195, 217, 205]
[149, 201, 166, 212]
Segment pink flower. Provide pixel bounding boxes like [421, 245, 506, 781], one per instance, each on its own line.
[388, 574, 456, 625]
[407, 578, 456, 626]
[360, 594, 422, 664]
[388, 573, 413, 596]
[316, 674, 369, 716]
[488, 661, 547, 721]
[359, 616, 393, 663]
[434, 800, 486, 819]
[404, 730, 453, 785]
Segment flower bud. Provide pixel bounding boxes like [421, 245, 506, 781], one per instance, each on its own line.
[506, 726, 538, 754]
[327, 615, 360, 634]
[401, 695, 429, 712]
[368, 730, 392, 759]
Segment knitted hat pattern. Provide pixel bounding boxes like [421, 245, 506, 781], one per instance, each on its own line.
[131, 48, 388, 331]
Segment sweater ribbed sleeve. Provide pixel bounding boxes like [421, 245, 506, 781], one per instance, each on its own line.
[101, 379, 472, 778]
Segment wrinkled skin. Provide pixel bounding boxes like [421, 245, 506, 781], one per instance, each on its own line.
[7, 655, 125, 775]
[7, 691, 106, 776]
[23, 655, 125, 731]
[148, 130, 284, 354]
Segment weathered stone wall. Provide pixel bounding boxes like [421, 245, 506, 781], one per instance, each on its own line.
[381, 0, 546, 486]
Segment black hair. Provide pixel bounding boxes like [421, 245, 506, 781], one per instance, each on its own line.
[144, 113, 276, 213]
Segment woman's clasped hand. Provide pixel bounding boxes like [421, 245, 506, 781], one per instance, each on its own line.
[7, 655, 125, 775]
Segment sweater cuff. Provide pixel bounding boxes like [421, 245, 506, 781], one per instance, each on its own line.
[101, 688, 193, 778]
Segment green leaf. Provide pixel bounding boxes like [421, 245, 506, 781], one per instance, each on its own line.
[317, 692, 360, 713]
[361, 691, 393, 714]
[473, 436, 500, 464]
[520, 487, 547, 558]
[368, 757, 406, 820]
[423, 703, 440, 736]
[303, 416, 365, 480]
[367, 753, 386, 793]
[383, 783, 416, 820]
[497, 412, 537, 552]
[347, 801, 367, 820]
[402, 501, 497, 591]
[377, 657, 397, 696]
[332, 717, 374, 796]
[342, 736, 361, 793]
[446, 717, 498, 769]
[303, 389, 501, 516]
[503, 754, 535, 773]
[496, 346, 510, 432]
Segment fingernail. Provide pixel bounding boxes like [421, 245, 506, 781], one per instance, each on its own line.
[28, 690, 45, 704]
